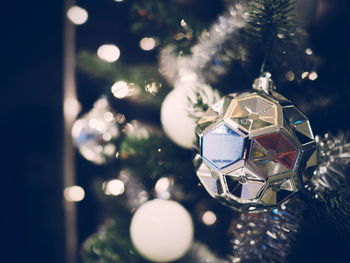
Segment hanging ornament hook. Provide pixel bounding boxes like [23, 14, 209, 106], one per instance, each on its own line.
[252, 72, 276, 94]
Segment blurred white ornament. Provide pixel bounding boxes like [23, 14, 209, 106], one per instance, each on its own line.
[161, 85, 220, 149]
[130, 199, 194, 262]
[72, 97, 120, 164]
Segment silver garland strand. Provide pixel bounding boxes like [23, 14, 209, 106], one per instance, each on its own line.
[229, 196, 305, 263]
[159, 0, 247, 88]
[181, 241, 228, 263]
[309, 132, 350, 195]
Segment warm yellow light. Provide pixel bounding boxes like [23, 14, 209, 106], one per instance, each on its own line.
[201, 210, 217, 226]
[64, 186, 85, 202]
[103, 179, 125, 196]
[97, 44, 120, 62]
[139, 37, 157, 51]
[67, 6, 88, 25]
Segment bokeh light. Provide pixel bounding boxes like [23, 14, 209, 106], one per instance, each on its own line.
[97, 44, 120, 62]
[103, 179, 125, 195]
[67, 6, 88, 25]
[139, 37, 157, 51]
[64, 186, 85, 202]
[201, 210, 217, 226]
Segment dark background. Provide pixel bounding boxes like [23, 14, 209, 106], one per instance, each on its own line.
[2, 0, 350, 262]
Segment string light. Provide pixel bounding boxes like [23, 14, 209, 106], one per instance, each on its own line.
[309, 71, 318, 81]
[103, 179, 125, 196]
[201, 210, 217, 226]
[64, 186, 85, 202]
[67, 6, 88, 25]
[97, 44, 120, 62]
[305, 48, 313, 55]
[139, 37, 157, 51]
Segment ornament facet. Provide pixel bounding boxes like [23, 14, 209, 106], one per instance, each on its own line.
[194, 90, 316, 210]
[72, 97, 120, 164]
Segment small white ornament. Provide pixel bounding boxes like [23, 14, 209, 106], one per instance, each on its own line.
[161, 85, 220, 149]
[130, 199, 194, 262]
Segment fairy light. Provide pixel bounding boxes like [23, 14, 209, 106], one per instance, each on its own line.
[139, 37, 157, 51]
[64, 186, 85, 202]
[103, 179, 125, 196]
[305, 48, 313, 55]
[97, 44, 120, 62]
[202, 210, 217, 226]
[301, 71, 309, 79]
[67, 6, 88, 25]
[309, 71, 318, 81]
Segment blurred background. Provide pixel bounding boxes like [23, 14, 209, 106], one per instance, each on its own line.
[2, 0, 350, 262]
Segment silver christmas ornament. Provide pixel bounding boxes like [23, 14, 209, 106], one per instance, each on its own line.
[193, 75, 317, 211]
[72, 96, 120, 164]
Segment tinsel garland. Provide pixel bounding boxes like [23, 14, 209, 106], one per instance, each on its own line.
[159, 0, 247, 87]
[229, 196, 305, 263]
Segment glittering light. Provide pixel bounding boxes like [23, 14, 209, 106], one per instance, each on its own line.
[305, 48, 313, 55]
[309, 71, 318, 81]
[139, 37, 157, 51]
[97, 44, 120, 62]
[301, 71, 309, 79]
[285, 71, 295, 81]
[64, 186, 85, 202]
[103, 179, 125, 196]
[202, 210, 217, 226]
[67, 6, 88, 25]
[145, 81, 162, 95]
[111, 81, 137, 99]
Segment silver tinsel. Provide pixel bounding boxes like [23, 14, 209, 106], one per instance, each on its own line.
[181, 241, 228, 263]
[309, 133, 350, 195]
[159, 0, 247, 88]
[230, 196, 305, 263]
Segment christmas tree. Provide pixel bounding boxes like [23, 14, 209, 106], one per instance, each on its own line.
[61, 0, 350, 263]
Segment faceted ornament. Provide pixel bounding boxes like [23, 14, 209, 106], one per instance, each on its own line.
[224, 167, 265, 201]
[194, 90, 316, 211]
[224, 93, 281, 137]
[197, 162, 224, 197]
[201, 123, 247, 171]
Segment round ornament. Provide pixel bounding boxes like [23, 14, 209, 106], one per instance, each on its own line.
[193, 76, 317, 211]
[130, 199, 194, 262]
[161, 85, 220, 149]
[72, 97, 120, 164]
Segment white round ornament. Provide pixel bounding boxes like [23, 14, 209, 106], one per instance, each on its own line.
[161, 85, 219, 149]
[130, 199, 194, 262]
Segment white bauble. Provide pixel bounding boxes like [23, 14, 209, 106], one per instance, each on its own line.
[161, 88, 196, 149]
[130, 199, 194, 262]
[161, 85, 220, 149]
